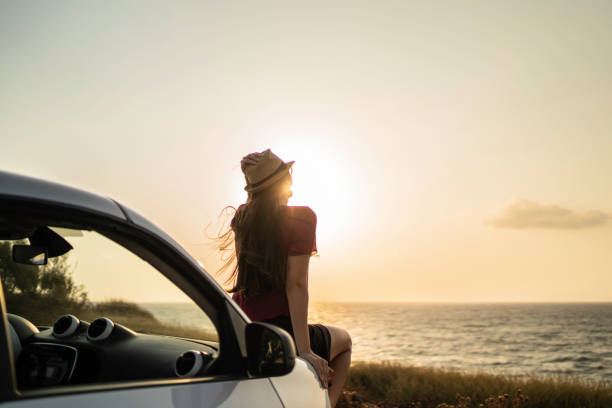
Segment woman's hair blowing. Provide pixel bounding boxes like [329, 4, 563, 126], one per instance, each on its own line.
[217, 174, 291, 298]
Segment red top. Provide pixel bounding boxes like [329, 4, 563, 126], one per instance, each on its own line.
[232, 206, 317, 321]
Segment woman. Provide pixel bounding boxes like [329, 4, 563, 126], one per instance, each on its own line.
[218, 149, 351, 407]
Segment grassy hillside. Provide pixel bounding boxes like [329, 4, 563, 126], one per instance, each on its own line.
[338, 362, 612, 408]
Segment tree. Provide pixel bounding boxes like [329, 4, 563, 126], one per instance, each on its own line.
[0, 240, 89, 325]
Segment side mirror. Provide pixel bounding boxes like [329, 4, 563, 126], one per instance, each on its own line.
[245, 322, 295, 377]
[12, 245, 48, 266]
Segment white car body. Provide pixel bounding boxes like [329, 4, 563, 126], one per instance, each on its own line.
[0, 170, 330, 408]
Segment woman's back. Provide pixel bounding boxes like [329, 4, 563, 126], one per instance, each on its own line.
[232, 205, 317, 321]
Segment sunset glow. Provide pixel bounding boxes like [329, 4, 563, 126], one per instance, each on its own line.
[276, 142, 358, 247]
[3, 4, 612, 404]
[1, 1, 611, 303]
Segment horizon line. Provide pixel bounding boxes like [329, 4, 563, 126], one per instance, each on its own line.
[132, 299, 612, 304]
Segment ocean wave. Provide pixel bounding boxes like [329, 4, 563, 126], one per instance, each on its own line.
[547, 355, 597, 364]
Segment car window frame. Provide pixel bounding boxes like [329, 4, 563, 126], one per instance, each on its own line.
[0, 196, 248, 402]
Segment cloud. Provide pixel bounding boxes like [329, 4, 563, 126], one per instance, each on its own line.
[485, 199, 609, 230]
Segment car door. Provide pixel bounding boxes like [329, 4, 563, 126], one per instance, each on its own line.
[0, 198, 284, 408]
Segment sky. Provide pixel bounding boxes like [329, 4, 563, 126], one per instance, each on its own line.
[1, 1, 611, 302]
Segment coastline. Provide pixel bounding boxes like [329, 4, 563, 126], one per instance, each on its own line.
[337, 362, 612, 408]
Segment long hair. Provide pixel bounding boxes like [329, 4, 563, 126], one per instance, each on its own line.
[217, 173, 291, 298]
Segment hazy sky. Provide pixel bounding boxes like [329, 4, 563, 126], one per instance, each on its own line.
[2, 1, 611, 302]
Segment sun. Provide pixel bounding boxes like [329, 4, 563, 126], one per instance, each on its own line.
[274, 143, 357, 249]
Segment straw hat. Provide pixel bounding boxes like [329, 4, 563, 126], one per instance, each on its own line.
[240, 149, 294, 193]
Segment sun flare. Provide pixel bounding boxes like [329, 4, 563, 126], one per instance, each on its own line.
[274, 143, 357, 249]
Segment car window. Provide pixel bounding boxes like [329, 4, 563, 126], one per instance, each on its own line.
[1, 228, 217, 341]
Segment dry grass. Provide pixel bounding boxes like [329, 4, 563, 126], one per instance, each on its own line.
[342, 362, 612, 408]
[86, 299, 218, 341]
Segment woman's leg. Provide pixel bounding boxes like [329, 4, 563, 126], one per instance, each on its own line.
[326, 325, 352, 407]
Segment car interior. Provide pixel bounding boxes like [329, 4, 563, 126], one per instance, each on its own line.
[0, 221, 221, 390]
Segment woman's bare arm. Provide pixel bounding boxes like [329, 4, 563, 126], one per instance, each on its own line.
[286, 254, 311, 354]
[286, 254, 329, 387]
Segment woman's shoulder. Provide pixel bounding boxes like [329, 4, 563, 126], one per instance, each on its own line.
[282, 206, 317, 225]
[282, 207, 318, 255]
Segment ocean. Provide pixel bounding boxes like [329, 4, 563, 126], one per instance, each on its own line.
[141, 302, 612, 382]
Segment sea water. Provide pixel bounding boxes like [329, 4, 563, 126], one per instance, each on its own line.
[142, 302, 612, 382]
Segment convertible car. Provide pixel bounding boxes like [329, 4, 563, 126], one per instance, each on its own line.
[0, 170, 330, 407]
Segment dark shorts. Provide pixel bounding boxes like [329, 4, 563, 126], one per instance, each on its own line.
[263, 315, 331, 362]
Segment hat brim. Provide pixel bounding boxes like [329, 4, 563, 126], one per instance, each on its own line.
[244, 161, 294, 193]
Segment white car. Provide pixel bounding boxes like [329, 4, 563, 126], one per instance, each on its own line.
[0, 170, 330, 408]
